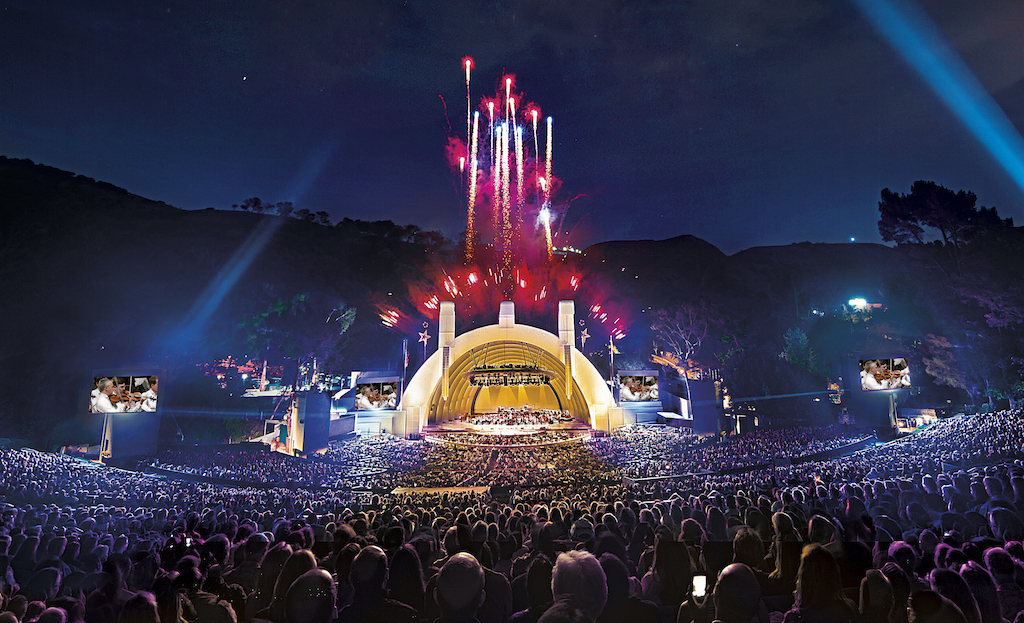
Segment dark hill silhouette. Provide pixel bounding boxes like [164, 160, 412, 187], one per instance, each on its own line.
[579, 235, 731, 312]
[3, 156, 1016, 443]
[723, 241, 901, 319]
[0, 157, 446, 441]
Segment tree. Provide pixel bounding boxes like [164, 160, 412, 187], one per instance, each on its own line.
[275, 201, 294, 218]
[294, 208, 314, 222]
[417, 230, 449, 250]
[314, 211, 332, 226]
[878, 181, 1011, 276]
[239, 290, 357, 390]
[651, 301, 718, 373]
[779, 327, 827, 377]
[920, 333, 967, 395]
[239, 197, 266, 214]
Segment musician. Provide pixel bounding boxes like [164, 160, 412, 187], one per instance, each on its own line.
[647, 380, 659, 400]
[356, 387, 376, 410]
[140, 377, 158, 412]
[382, 385, 397, 409]
[621, 378, 640, 402]
[861, 361, 888, 390]
[891, 359, 911, 387]
[93, 378, 126, 413]
[91, 379, 103, 411]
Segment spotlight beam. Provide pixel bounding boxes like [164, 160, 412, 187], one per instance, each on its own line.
[166, 217, 283, 351]
[852, 0, 1024, 200]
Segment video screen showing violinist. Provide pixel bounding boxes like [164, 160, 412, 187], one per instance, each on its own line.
[354, 382, 397, 410]
[90, 376, 159, 413]
[619, 375, 659, 402]
[859, 359, 911, 391]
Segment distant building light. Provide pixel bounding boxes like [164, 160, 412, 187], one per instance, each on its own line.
[849, 298, 868, 310]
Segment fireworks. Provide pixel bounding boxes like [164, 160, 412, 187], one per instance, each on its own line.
[539, 207, 553, 262]
[466, 111, 480, 263]
[374, 60, 631, 346]
[452, 60, 563, 267]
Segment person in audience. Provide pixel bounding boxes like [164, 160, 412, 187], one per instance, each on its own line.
[337, 545, 418, 623]
[714, 564, 764, 623]
[551, 551, 607, 623]
[597, 554, 658, 623]
[784, 545, 856, 623]
[286, 569, 338, 623]
[435, 553, 488, 623]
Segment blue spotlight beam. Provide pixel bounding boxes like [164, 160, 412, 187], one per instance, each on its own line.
[852, 0, 1024, 199]
[165, 216, 283, 352]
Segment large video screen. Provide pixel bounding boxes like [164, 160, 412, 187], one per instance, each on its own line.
[859, 358, 911, 391]
[90, 376, 160, 413]
[354, 382, 398, 410]
[619, 375, 659, 402]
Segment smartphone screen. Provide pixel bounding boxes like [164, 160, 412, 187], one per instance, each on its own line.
[692, 574, 707, 598]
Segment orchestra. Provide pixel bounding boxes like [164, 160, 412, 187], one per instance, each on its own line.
[860, 359, 911, 390]
[458, 406, 573, 427]
[355, 384, 398, 410]
[619, 376, 659, 402]
[90, 376, 158, 412]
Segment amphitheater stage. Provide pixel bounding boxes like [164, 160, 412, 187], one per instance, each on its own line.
[420, 418, 592, 436]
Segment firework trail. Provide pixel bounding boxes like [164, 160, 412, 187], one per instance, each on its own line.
[545, 116, 553, 207]
[466, 111, 480, 263]
[500, 123, 512, 273]
[463, 57, 473, 144]
[451, 60, 563, 267]
[514, 125, 525, 249]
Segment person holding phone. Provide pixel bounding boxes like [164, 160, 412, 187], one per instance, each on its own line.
[677, 563, 764, 623]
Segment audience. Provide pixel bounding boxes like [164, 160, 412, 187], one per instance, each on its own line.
[5, 411, 1024, 623]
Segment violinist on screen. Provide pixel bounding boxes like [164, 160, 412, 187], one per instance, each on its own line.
[92, 378, 126, 413]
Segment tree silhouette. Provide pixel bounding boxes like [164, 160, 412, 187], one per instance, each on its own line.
[878, 181, 1011, 276]
[239, 289, 356, 390]
[275, 201, 294, 218]
[651, 300, 720, 404]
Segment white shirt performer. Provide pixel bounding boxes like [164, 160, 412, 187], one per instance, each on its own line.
[861, 362, 889, 390]
[140, 378, 158, 412]
[93, 378, 126, 413]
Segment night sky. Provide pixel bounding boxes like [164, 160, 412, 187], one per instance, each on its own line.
[4, 0, 1024, 254]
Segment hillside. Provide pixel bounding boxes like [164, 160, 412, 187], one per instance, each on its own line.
[2, 157, 1021, 441]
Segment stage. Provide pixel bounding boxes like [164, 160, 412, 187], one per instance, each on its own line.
[419, 417, 593, 447]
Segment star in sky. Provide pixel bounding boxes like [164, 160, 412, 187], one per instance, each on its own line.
[419, 330, 431, 345]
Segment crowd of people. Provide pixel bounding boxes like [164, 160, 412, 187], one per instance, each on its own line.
[138, 424, 876, 493]
[4, 410, 1024, 623]
[584, 425, 875, 479]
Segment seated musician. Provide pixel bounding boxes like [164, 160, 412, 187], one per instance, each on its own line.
[140, 377, 158, 412]
[93, 378, 127, 413]
[861, 361, 888, 390]
[621, 378, 640, 402]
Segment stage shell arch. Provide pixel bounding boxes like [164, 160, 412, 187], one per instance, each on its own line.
[399, 302, 618, 433]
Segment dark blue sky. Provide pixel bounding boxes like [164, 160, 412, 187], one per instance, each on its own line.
[4, 0, 1024, 254]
